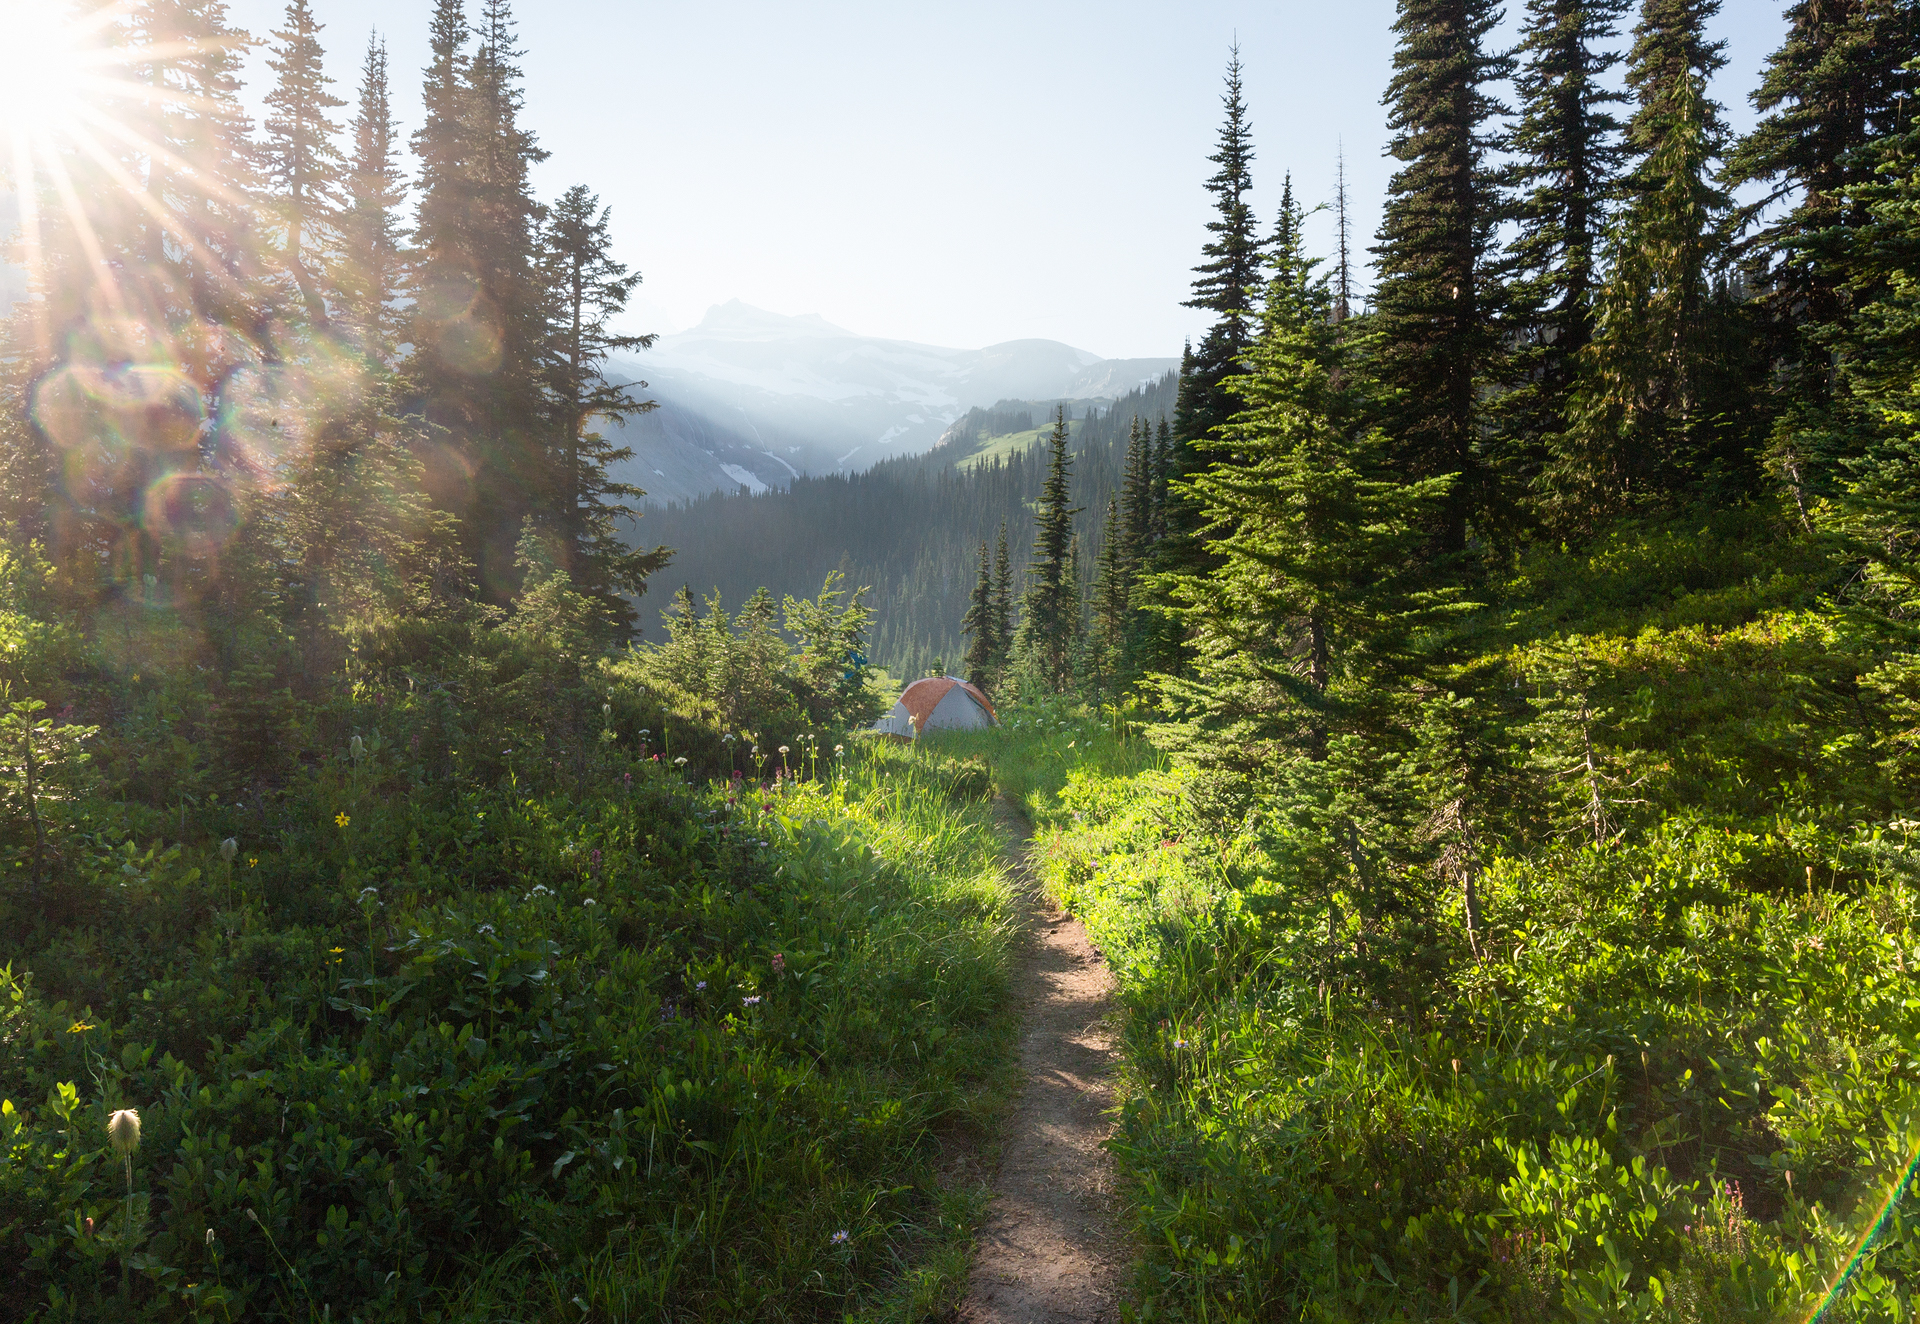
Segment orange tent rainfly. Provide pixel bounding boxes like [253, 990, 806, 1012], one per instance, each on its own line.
[872, 676, 997, 738]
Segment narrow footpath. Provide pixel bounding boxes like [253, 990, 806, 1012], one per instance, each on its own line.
[958, 799, 1126, 1324]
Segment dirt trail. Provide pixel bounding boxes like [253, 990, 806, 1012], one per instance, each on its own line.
[958, 799, 1127, 1324]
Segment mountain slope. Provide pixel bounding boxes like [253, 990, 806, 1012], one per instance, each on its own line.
[603, 302, 1177, 504]
[635, 372, 1181, 673]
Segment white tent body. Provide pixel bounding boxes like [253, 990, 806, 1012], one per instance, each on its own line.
[872, 676, 996, 738]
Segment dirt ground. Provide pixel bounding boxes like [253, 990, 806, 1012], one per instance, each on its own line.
[957, 801, 1127, 1324]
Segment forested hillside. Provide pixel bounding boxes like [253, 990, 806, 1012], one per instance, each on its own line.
[641, 372, 1178, 678]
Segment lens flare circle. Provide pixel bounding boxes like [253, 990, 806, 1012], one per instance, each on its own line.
[31, 362, 206, 455]
[141, 471, 238, 558]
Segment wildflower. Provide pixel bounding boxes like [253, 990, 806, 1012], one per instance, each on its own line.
[350, 734, 365, 762]
[778, 745, 789, 755]
[68, 1020, 94, 1033]
[248, 857, 258, 868]
[674, 756, 688, 767]
[335, 812, 351, 828]
[639, 729, 650, 738]
[831, 1230, 849, 1245]
[107, 1109, 141, 1156]
[834, 744, 844, 754]
[206, 1228, 215, 1247]
[583, 898, 597, 907]
[359, 887, 378, 903]
[742, 995, 761, 1006]
[771, 953, 786, 974]
[1173, 1039, 1188, 1049]
[478, 924, 495, 936]
[696, 981, 707, 991]
[219, 838, 237, 863]
[602, 703, 612, 719]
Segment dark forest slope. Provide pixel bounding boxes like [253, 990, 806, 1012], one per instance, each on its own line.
[636, 372, 1179, 675]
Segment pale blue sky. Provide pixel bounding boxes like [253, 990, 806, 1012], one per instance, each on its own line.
[221, 0, 1789, 359]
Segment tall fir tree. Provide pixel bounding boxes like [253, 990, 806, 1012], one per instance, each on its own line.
[1549, 0, 1735, 526]
[1506, 0, 1630, 480]
[990, 522, 1014, 682]
[1160, 187, 1452, 781]
[340, 34, 408, 365]
[409, 0, 555, 601]
[1088, 498, 1129, 698]
[1151, 417, 1172, 541]
[262, 0, 345, 329]
[1724, 0, 1920, 517]
[1118, 416, 1154, 581]
[539, 184, 670, 636]
[1334, 144, 1355, 323]
[1810, 117, 1920, 619]
[1014, 408, 1082, 694]
[1371, 0, 1514, 557]
[1144, 49, 1264, 673]
[961, 539, 997, 691]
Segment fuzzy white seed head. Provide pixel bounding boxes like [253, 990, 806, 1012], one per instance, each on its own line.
[219, 837, 238, 863]
[107, 1108, 141, 1156]
[350, 735, 365, 762]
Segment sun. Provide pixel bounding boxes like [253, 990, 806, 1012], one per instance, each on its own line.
[0, 2, 90, 137]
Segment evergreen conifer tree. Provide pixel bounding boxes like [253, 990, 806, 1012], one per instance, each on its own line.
[408, 0, 555, 600]
[1014, 408, 1082, 693]
[1089, 498, 1129, 698]
[1160, 189, 1452, 775]
[540, 184, 671, 636]
[1119, 416, 1153, 580]
[1371, 0, 1514, 556]
[1506, 0, 1629, 475]
[341, 35, 408, 364]
[961, 539, 996, 691]
[262, 0, 345, 328]
[1725, 0, 1920, 516]
[1549, 0, 1734, 525]
[1143, 50, 1264, 672]
[990, 522, 1014, 682]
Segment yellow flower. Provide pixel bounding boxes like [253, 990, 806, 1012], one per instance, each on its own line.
[68, 1020, 94, 1033]
[248, 858, 258, 868]
[334, 812, 350, 828]
[329, 947, 345, 954]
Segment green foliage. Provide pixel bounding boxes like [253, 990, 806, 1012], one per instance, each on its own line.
[1010, 409, 1083, 697]
[617, 573, 881, 767]
[0, 637, 1016, 1321]
[954, 502, 1920, 1321]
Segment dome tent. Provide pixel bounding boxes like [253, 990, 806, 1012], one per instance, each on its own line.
[873, 676, 996, 738]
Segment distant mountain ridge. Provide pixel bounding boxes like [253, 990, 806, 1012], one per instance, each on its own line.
[637, 371, 1182, 675]
[603, 302, 1177, 504]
